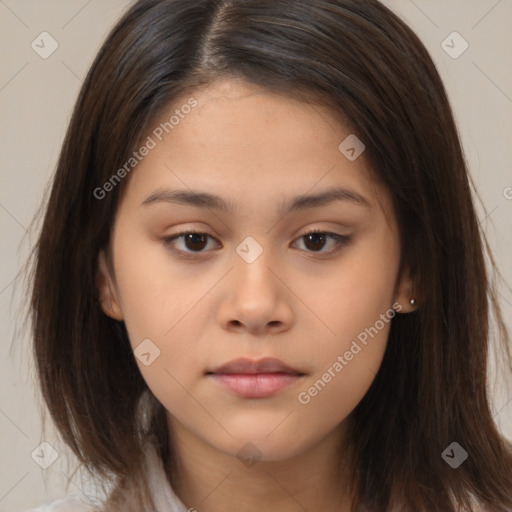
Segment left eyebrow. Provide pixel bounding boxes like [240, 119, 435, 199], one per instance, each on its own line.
[141, 186, 372, 214]
[141, 189, 239, 212]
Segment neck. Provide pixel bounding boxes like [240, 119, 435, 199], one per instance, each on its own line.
[165, 417, 354, 512]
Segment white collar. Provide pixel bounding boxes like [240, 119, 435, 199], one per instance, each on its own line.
[144, 441, 189, 512]
[26, 442, 190, 512]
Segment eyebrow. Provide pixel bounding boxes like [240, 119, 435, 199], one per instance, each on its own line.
[141, 186, 371, 214]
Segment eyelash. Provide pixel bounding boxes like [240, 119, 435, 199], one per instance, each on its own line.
[162, 228, 351, 259]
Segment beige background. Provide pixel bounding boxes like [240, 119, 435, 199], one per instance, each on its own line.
[1, 1, 511, 510]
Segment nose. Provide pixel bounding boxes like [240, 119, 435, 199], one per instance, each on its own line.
[217, 251, 294, 336]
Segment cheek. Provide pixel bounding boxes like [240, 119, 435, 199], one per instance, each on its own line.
[306, 229, 399, 347]
[295, 296, 394, 438]
[112, 235, 210, 340]
[295, 228, 399, 404]
[111, 237, 224, 407]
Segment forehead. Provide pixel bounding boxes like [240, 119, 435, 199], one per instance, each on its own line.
[119, 78, 390, 217]
[157, 79, 363, 167]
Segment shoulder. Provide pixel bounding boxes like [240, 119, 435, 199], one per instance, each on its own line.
[24, 495, 98, 512]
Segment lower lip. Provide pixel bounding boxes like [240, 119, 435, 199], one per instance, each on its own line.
[208, 372, 303, 398]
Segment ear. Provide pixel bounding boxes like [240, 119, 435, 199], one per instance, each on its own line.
[393, 266, 419, 314]
[96, 249, 124, 321]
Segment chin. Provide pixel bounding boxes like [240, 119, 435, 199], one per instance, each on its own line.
[207, 421, 314, 463]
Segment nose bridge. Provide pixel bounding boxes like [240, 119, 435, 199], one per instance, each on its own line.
[232, 234, 278, 302]
[216, 234, 293, 333]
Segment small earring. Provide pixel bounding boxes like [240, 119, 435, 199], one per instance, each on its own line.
[409, 298, 417, 306]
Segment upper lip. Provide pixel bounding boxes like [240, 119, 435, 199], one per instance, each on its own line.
[207, 357, 305, 375]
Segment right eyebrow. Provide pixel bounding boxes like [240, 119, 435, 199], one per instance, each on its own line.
[141, 186, 372, 214]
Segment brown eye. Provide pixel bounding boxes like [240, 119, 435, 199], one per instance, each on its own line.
[293, 230, 350, 255]
[182, 233, 208, 251]
[303, 232, 327, 251]
[163, 231, 219, 255]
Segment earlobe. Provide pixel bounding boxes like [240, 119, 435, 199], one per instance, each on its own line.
[393, 268, 419, 314]
[96, 249, 124, 321]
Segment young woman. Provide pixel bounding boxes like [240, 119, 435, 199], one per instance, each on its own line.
[27, 0, 512, 510]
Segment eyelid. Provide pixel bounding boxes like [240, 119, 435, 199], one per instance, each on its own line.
[292, 228, 350, 257]
[162, 227, 351, 258]
[162, 229, 220, 259]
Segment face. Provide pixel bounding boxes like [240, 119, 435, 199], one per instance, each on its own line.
[97, 78, 414, 463]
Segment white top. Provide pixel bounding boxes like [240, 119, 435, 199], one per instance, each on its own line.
[25, 442, 189, 512]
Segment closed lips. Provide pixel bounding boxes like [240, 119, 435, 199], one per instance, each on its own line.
[206, 357, 306, 375]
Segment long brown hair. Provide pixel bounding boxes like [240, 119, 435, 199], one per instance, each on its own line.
[29, 0, 512, 510]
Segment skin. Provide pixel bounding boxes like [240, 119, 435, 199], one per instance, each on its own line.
[97, 78, 417, 512]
